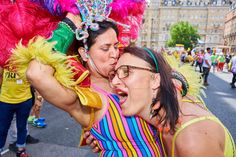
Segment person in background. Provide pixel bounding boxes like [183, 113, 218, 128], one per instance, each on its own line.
[202, 48, 212, 86]
[210, 52, 217, 73]
[195, 50, 203, 73]
[111, 46, 235, 157]
[8, 114, 39, 153]
[225, 53, 232, 72]
[180, 51, 187, 65]
[0, 1, 60, 156]
[0, 66, 33, 157]
[217, 52, 225, 72]
[230, 53, 236, 88]
[28, 89, 46, 128]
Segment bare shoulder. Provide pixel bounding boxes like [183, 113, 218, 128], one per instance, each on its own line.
[174, 119, 225, 157]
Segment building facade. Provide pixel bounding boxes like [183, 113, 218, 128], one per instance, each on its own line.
[138, 0, 231, 50]
[224, 1, 236, 53]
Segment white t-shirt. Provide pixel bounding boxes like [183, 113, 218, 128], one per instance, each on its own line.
[232, 56, 236, 69]
[202, 53, 212, 68]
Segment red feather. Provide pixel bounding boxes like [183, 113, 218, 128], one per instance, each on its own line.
[0, 0, 61, 67]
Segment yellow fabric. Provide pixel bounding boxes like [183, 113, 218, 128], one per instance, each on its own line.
[74, 86, 102, 109]
[0, 69, 32, 103]
[159, 132, 168, 157]
[79, 108, 95, 147]
[182, 98, 207, 109]
[74, 70, 89, 85]
[172, 116, 235, 157]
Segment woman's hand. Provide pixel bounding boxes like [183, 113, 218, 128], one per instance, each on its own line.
[83, 131, 101, 153]
[66, 12, 82, 29]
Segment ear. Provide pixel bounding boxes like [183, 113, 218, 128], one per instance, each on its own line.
[151, 73, 160, 90]
[78, 47, 89, 62]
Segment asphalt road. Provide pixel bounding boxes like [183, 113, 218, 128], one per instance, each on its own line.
[2, 70, 236, 157]
[2, 102, 97, 157]
[202, 71, 236, 141]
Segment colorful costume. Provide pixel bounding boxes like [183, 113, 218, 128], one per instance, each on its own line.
[89, 85, 165, 157]
[6, 1, 165, 156]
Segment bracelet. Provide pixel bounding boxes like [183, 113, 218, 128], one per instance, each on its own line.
[60, 21, 75, 33]
[62, 17, 77, 33]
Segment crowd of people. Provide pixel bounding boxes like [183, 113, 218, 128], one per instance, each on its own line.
[0, 0, 235, 157]
[177, 47, 236, 88]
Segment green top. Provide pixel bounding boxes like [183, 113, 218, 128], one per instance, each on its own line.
[217, 56, 225, 63]
[211, 55, 218, 63]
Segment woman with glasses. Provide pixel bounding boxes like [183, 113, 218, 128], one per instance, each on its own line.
[111, 46, 235, 157]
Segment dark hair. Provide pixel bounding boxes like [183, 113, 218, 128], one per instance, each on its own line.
[123, 46, 179, 133]
[206, 47, 211, 51]
[72, 20, 119, 51]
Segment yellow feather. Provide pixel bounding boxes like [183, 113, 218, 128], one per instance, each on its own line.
[9, 36, 75, 89]
[163, 53, 206, 106]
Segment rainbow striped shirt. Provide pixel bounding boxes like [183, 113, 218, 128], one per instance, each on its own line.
[90, 87, 165, 157]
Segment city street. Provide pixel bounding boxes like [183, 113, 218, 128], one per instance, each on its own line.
[2, 70, 236, 157]
[202, 70, 236, 141]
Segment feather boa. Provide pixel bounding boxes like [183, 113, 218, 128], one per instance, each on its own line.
[9, 37, 75, 89]
[163, 52, 206, 106]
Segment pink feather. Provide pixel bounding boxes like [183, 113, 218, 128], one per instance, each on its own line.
[109, 0, 147, 45]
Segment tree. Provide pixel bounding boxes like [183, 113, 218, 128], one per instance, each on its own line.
[166, 21, 200, 50]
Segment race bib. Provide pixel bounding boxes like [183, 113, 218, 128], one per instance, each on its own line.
[16, 79, 23, 84]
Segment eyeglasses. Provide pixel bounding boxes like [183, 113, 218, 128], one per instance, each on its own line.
[108, 65, 155, 81]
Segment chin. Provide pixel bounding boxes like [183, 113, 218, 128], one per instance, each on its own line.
[121, 108, 135, 117]
[121, 108, 130, 116]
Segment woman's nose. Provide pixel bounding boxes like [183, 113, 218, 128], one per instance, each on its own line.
[111, 74, 121, 87]
[110, 47, 119, 59]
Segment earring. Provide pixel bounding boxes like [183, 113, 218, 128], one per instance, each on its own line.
[85, 53, 89, 59]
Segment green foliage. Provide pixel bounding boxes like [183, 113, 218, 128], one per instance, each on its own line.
[166, 21, 200, 50]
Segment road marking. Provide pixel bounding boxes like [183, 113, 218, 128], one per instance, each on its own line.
[1, 149, 9, 155]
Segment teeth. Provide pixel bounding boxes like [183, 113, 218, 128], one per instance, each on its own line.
[117, 91, 123, 94]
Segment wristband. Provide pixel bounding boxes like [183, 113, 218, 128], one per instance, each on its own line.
[62, 17, 77, 33]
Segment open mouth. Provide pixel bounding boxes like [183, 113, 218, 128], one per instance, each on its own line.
[115, 88, 128, 105]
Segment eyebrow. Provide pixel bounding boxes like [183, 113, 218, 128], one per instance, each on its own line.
[101, 42, 119, 47]
[114, 65, 129, 71]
